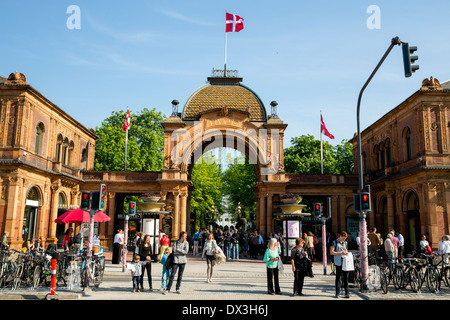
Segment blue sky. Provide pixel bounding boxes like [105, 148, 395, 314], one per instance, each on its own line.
[1, 0, 449, 147]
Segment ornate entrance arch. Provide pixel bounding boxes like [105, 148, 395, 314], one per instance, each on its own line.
[159, 72, 289, 237]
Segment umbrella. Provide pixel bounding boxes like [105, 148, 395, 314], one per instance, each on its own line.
[55, 208, 111, 223]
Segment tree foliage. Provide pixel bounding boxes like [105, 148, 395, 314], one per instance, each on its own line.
[284, 134, 354, 174]
[94, 108, 166, 171]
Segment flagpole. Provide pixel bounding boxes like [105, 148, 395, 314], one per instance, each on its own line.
[125, 107, 128, 171]
[224, 11, 227, 76]
[320, 110, 323, 174]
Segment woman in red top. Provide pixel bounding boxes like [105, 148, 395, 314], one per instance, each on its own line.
[159, 233, 170, 261]
[63, 228, 73, 251]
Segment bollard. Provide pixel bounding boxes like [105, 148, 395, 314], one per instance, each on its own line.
[46, 253, 59, 300]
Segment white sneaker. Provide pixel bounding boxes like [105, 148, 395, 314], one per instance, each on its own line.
[176, 289, 181, 294]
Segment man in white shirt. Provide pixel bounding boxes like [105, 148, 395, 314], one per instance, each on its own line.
[436, 235, 450, 264]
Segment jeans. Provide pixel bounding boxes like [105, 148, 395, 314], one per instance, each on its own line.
[193, 241, 199, 256]
[161, 266, 170, 289]
[139, 262, 152, 289]
[335, 265, 349, 295]
[167, 263, 185, 291]
[132, 276, 140, 290]
[225, 244, 231, 260]
[386, 251, 394, 272]
[232, 243, 239, 259]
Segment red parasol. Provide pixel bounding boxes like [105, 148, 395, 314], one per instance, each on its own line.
[55, 208, 111, 223]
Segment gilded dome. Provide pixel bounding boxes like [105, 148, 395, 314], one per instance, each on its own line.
[182, 76, 267, 121]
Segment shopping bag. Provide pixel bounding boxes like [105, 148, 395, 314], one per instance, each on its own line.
[278, 259, 285, 274]
[342, 252, 354, 271]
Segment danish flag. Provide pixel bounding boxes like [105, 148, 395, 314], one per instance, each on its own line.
[122, 109, 131, 132]
[226, 13, 244, 32]
[321, 114, 335, 139]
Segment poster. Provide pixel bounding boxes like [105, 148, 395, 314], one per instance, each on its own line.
[287, 220, 300, 238]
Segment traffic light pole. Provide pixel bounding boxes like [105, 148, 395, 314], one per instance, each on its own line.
[122, 214, 129, 272]
[356, 36, 401, 292]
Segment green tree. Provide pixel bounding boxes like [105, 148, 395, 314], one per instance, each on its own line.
[222, 154, 256, 223]
[190, 153, 223, 229]
[284, 135, 353, 174]
[94, 108, 166, 171]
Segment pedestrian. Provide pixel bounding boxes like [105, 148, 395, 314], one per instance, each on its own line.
[193, 229, 200, 256]
[202, 233, 218, 283]
[436, 235, 450, 264]
[368, 227, 382, 258]
[164, 231, 189, 294]
[395, 230, 405, 258]
[35, 237, 44, 251]
[223, 230, 231, 260]
[1, 231, 9, 250]
[216, 229, 224, 255]
[112, 229, 124, 264]
[263, 238, 281, 295]
[384, 232, 395, 271]
[419, 234, 431, 255]
[291, 237, 308, 296]
[63, 227, 73, 252]
[130, 254, 146, 293]
[231, 229, 240, 260]
[134, 232, 143, 256]
[390, 229, 400, 259]
[306, 232, 315, 262]
[159, 233, 170, 262]
[330, 231, 350, 298]
[139, 234, 153, 291]
[159, 247, 171, 291]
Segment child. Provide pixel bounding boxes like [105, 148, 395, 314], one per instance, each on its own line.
[159, 247, 171, 291]
[130, 255, 146, 292]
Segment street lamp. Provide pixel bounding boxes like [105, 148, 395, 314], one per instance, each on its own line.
[356, 36, 402, 292]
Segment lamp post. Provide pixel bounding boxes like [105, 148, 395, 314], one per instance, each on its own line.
[356, 36, 401, 292]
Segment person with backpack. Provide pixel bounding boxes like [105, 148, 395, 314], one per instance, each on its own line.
[193, 229, 200, 256]
[164, 231, 189, 294]
[330, 231, 350, 298]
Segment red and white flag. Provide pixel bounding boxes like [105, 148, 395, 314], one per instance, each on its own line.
[321, 114, 335, 139]
[226, 13, 244, 32]
[122, 109, 131, 132]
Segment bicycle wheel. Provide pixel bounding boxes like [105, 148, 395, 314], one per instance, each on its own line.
[392, 266, 404, 290]
[93, 258, 105, 287]
[56, 261, 67, 287]
[442, 266, 450, 288]
[31, 265, 41, 290]
[11, 263, 23, 290]
[407, 268, 420, 293]
[425, 267, 440, 293]
[380, 268, 388, 294]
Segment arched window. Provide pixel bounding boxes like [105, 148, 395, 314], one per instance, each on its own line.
[62, 138, 69, 165]
[81, 148, 87, 170]
[55, 134, 63, 162]
[403, 127, 412, 161]
[67, 141, 74, 167]
[385, 138, 391, 167]
[35, 122, 45, 155]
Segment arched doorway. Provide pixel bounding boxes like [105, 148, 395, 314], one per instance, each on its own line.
[23, 186, 42, 244]
[56, 192, 68, 246]
[402, 190, 420, 251]
[160, 72, 288, 238]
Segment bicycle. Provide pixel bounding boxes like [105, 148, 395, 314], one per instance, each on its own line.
[425, 253, 450, 293]
[80, 248, 105, 288]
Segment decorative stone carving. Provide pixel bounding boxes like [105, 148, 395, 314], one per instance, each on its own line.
[421, 77, 442, 91]
[3, 71, 28, 86]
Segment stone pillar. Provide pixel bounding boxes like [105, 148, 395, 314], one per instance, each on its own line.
[47, 183, 61, 244]
[5, 177, 22, 247]
[266, 193, 273, 235]
[180, 191, 187, 233]
[172, 191, 180, 240]
[387, 189, 395, 232]
[426, 183, 439, 248]
[259, 193, 266, 236]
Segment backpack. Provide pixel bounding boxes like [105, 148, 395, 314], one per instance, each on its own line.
[165, 252, 174, 269]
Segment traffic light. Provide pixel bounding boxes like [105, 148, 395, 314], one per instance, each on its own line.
[91, 191, 100, 210]
[99, 184, 106, 211]
[313, 203, 322, 217]
[128, 201, 136, 215]
[402, 42, 419, 78]
[80, 191, 91, 210]
[361, 192, 371, 212]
